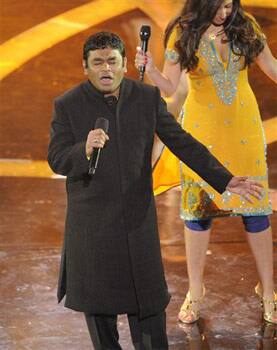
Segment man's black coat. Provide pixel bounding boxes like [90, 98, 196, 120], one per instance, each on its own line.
[48, 78, 232, 318]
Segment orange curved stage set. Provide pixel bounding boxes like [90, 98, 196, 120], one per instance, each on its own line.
[0, 1, 276, 349]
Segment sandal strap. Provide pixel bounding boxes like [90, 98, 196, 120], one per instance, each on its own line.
[180, 286, 206, 311]
[255, 283, 277, 304]
[255, 283, 277, 324]
[263, 308, 277, 324]
[262, 298, 277, 309]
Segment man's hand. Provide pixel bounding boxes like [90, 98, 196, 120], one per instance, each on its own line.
[226, 176, 263, 203]
[86, 129, 109, 158]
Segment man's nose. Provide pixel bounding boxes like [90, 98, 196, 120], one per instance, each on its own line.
[101, 62, 111, 70]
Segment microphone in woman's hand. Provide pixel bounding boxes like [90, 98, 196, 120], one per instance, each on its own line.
[139, 25, 151, 82]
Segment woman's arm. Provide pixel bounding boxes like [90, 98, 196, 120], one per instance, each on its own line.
[135, 47, 182, 96]
[165, 71, 189, 116]
[255, 43, 277, 83]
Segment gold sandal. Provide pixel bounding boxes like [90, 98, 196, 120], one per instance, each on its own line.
[178, 285, 206, 324]
[255, 282, 277, 324]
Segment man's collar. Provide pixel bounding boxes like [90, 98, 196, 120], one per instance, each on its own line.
[85, 79, 125, 99]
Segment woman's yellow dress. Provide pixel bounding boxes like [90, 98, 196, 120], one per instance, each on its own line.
[153, 24, 272, 220]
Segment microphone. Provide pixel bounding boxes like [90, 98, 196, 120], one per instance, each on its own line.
[88, 117, 109, 175]
[139, 25, 151, 82]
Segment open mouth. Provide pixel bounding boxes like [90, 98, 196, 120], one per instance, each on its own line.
[100, 76, 113, 85]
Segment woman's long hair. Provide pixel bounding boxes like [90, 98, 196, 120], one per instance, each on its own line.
[164, 0, 265, 71]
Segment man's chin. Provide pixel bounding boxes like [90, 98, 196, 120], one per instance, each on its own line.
[100, 83, 120, 95]
[97, 85, 113, 94]
[102, 88, 112, 94]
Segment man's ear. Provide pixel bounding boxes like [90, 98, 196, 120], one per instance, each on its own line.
[123, 57, 127, 73]
[83, 60, 88, 75]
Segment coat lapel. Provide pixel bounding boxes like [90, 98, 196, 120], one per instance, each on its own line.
[116, 78, 134, 134]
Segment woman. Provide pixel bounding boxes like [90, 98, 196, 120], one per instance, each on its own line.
[135, 0, 276, 324]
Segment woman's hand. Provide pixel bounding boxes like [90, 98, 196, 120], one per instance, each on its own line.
[134, 47, 156, 74]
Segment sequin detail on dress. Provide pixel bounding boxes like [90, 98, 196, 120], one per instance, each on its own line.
[164, 49, 179, 63]
[199, 38, 241, 105]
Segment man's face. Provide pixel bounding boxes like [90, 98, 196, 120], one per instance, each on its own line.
[84, 47, 127, 95]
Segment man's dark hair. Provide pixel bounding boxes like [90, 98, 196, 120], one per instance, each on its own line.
[83, 31, 126, 67]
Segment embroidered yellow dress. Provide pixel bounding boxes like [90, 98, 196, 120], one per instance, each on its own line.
[154, 24, 272, 220]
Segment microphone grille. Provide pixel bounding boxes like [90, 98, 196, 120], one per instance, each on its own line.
[140, 25, 151, 40]
[95, 117, 109, 133]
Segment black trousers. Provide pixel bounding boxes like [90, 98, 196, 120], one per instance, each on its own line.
[85, 311, 168, 350]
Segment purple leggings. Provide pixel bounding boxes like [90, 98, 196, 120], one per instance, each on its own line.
[185, 216, 270, 233]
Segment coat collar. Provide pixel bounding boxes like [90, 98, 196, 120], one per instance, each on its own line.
[116, 78, 133, 114]
[83, 78, 133, 105]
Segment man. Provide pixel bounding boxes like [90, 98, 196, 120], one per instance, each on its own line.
[48, 32, 262, 349]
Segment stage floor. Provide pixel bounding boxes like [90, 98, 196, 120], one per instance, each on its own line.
[0, 179, 276, 349]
